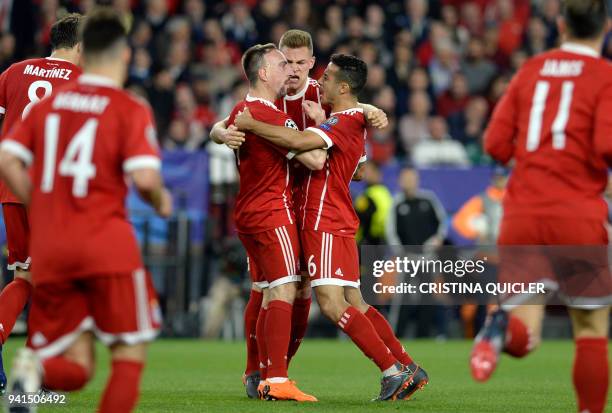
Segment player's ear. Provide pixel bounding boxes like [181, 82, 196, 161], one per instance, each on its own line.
[308, 56, 315, 70]
[123, 45, 132, 64]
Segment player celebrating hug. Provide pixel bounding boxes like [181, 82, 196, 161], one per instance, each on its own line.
[470, 2, 611, 413]
[235, 54, 428, 401]
[0, 9, 172, 413]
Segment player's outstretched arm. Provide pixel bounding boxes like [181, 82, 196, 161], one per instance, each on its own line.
[235, 108, 327, 152]
[294, 149, 326, 170]
[131, 169, 173, 218]
[210, 117, 245, 150]
[358, 103, 388, 129]
[0, 150, 31, 204]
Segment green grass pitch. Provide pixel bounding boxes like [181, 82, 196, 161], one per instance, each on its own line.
[2, 338, 603, 412]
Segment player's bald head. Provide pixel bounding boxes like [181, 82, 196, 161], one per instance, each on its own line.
[80, 7, 128, 63]
[561, 0, 608, 39]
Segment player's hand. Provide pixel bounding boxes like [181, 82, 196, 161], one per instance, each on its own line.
[156, 187, 173, 218]
[234, 108, 254, 131]
[222, 125, 245, 150]
[303, 100, 326, 124]
[366, 109, 388, 129]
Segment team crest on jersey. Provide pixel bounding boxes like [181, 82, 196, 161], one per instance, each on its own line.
[285, 119, 298, 130]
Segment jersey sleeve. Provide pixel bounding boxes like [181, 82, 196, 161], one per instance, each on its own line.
[122, 103, 161, 173]
[483, 73, 520, 164]
[0, 114, 34, 166]
[594, 81, 612, 165]
[305, 114, 354, 151]
[0, 67, 8, 116]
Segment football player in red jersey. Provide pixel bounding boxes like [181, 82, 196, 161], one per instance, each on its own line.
[235, 54, 428, 401]
[226, 43, 323, 402]
[211, 29, 387, 399]
[0, 9, 172, 413]
[470, 1, 611, 412]
[0, 13, 83, 393]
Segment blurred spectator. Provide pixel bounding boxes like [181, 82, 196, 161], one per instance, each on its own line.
[491, 0, 526, 58]
[538, 0, 560, 47]
[395, 0, 431, 48]
[460, 37, 497, 95]
[355, 162, 394, 246]
[386, 166, 447, 247]
[412, 116, 470, 167]
[146, 68, 175, 136]
[436, 72, 470, 118]
[368, 86, 398, 164]
[524, 16, 548, 57]
[450, 97, 492, 166]
[221, 2, 257, 50]
[129, 48, 152, 85]
[399, 91, 432, 156]
[428, 35, 458, 96]
[172, 84, 215, 148]
[254, 0, 282, 42]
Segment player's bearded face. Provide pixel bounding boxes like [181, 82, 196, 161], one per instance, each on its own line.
[268, 51, 293, 99]
[282, 46, 315, 93]
[319, 63, 338, 105]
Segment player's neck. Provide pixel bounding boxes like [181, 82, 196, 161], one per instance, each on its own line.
[249, 85, 276, 104]
[287, 79, 307, 97]
[563, 37, 602, 55]
[82, 65, 123, 87]
[49, 48, 78, 65]
[330, 97, 358, 114]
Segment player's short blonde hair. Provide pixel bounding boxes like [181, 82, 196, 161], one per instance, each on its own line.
[279, 30, 313, 53]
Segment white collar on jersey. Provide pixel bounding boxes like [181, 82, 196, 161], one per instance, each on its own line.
[560, 42, 600, 58]
[284, 77, 312, 101]
[45, 56, 70, 63]
[246, 94, 278, 109]
[331, 107, 363, 116]
[78, 73, 120, 88]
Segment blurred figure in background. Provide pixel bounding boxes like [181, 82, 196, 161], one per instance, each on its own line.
[412, 116, 470, 167]
[355, 162, 393, 246]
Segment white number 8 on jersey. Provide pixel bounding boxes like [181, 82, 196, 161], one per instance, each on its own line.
[22, 80, 53, 119]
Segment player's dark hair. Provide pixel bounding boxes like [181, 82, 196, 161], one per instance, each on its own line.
[562, 0, 608, 39]
[330, 54, 368, 96]
[50, 13, 83, 50]
[241, 43, 278, 84]
[80, 8, 127, 58]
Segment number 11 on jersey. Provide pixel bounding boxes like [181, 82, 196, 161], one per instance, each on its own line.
[526, 80, 574, 152]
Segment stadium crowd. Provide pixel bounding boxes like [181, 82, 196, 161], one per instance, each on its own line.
[0, 0, 591, 167]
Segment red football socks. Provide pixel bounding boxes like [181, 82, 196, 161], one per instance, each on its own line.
[256, 306, 268, 379]
[573, 337, 608, 413]
[264, 300, 293, 378]
[504, 315, 531, 358]
[42, 356, 88, 391]
[287, 297, 311, 365]
[338, 306, 396, 371]
[365, 306, 413, 366]
[99, 360, 144, 413]
[243, 289, 263, 375]
[0, 278, 32, 344]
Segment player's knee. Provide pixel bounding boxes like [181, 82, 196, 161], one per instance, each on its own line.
[14, 270, 31, 283]
[111, 342, 148, 363]
[316, 295, 346, 323]
[570, 307, 609, 338]
[268, 282, 297, 304]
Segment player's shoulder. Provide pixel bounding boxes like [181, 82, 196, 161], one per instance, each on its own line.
[246, 96, 284, 116]
[329, 107, 365, 122]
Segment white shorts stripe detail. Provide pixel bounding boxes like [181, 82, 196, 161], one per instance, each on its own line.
[311, 278, 360, 288]
[281, 226, 296, 275]
[133, 268, 150, 332]
[34, 317, 95, 360]
[7, 257, 31, 271]
[328, 233, 333, 279]
[320, 232, 326, 278]
[253, 281, 269, 289]
[275, 227, 293, 277]
[268, 275, 301, 289]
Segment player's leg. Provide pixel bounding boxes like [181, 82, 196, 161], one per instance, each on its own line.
[287, 275, 311, 365]
[88, 269, 161, 413]
[0, 204, 34, 391]
[99, 342, 147, 413]
[242, 253, 265, 398]
[314, 284, 412, 400]
[344, 286, 429, 399]
[569, 306, 609, 413]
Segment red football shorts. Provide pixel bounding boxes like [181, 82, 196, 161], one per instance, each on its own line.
[239, 225, 301, 289]
[2, 203, 30, 271]
[301, 230, 360, 288]
[497, 216, 611, 309]
[27, 269, 161, 360]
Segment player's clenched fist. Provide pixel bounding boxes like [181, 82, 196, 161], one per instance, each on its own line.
[223, 125, 246, 150]
[234, 107, 254, 131]
[302, 100, 326, 125]
[366, 109, 388, 129]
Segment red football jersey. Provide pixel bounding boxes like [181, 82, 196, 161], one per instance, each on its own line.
[0, 74, 160, 283]
[228, 95, 296, 234]
[485, 43, 612, 221]
[0, 57, 82, 203]
[301, 107, 367, 236]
